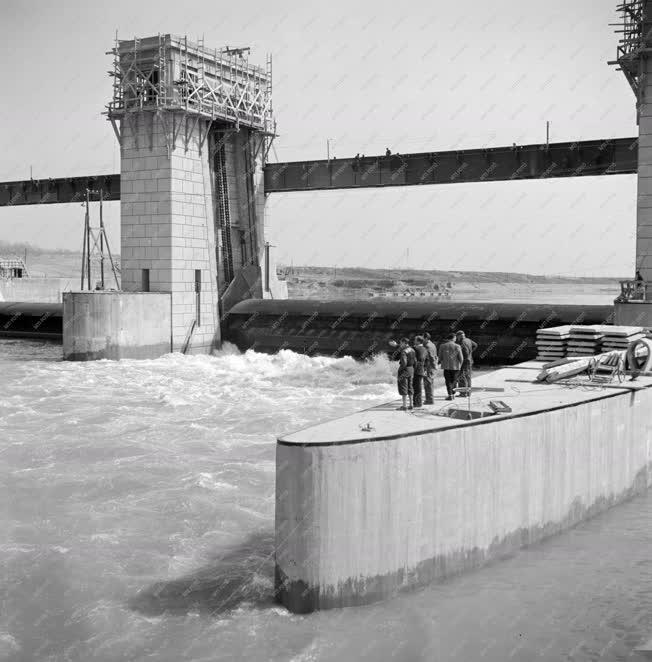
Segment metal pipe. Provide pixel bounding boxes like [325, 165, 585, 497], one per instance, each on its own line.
[99, 189, 105, 288]
[265, 241, 270, 292]
[80, 199, 88, 290]
[85, 189, 91, 290]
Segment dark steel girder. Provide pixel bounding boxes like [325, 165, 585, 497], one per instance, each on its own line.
[0, 137, 639, 206]
[0, 175, 120, 207]
[263, 137, 639, 193]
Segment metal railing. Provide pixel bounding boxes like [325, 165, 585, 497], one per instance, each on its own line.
[617, 279, 647, 301]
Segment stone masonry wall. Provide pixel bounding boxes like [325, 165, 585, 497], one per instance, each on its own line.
[120, 112, 220, 353]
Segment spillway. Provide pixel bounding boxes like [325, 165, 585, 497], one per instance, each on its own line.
[223, 299, 615, 364]
[0, 298, 617, 364]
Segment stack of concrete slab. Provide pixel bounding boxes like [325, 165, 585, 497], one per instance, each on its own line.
[601, 325, 645, 351]
[535, 325, 571, 360]
[566, 325, 606, 356]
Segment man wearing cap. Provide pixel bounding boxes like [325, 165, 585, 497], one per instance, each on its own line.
[456, 330, 478, 395]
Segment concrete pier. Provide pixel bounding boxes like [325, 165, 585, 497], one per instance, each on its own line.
[119, 110, 220, 354]
[63, 291, 171, 360]
[275, 363, 652, 613]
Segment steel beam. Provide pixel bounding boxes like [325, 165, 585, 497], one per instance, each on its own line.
[263, 137, 639, 193]
[0, 175, 120, 207]
[0, 138, 639, 207]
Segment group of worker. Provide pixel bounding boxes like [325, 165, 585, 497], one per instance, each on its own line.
[391, 331, 478, 410]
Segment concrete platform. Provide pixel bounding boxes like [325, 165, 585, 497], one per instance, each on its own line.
[275, 361, 652, 613]
[279, 362, 652, 447]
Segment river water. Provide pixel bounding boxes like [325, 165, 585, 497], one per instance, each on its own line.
[2, 339, 652, 662]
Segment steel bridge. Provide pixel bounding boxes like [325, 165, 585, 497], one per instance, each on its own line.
[0, 137, 638, 207]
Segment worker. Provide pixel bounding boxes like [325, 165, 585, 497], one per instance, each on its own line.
[412, 336, 428, 408]
[456, 330, 478, 395]
[438, 333, 464, 400]
[423, 332, 437, 404]
[635, 270, 645, 298]
[385, 147, 392, 156]
[389, 337, 415, 410]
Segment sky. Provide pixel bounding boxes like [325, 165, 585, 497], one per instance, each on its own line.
[0, 0, 639, 276]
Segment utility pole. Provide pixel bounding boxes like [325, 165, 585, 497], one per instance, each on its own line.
[327, 138, 333, 161]
[86, 189, 91, 290]
[546, 121, 550, 148]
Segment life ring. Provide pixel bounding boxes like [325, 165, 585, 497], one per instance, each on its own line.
[626, 337, 652, 375]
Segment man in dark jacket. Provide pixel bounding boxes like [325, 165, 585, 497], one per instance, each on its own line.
[456, 330, 478, 395]
[391, 337, 416, 410]
[438, 333, 464, 400]
[423, 332, 437, 404]
[412, 336, 428, 408]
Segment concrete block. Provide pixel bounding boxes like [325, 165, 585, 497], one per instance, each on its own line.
[144, 179, 159, 193]
[132, 179, 146, 194]
[63, 291, 172, 361]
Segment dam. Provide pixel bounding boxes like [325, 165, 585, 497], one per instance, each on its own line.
[4, 4, 652, 659]
[0, 298, 616, 364]
[1, 13, 652, 358]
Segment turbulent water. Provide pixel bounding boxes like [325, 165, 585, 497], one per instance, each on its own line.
[2, 339, 652, 662]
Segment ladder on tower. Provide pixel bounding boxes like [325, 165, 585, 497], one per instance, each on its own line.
[214, 139, 235, 289]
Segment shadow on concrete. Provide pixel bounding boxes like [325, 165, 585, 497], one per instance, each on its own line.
[128, 530, 276, 616]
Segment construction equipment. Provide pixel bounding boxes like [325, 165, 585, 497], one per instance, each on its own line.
[587, 352, 625, 384]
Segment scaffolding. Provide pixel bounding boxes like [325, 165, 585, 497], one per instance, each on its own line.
[609, 1, 646, 96]
[106, 34, 275, 144]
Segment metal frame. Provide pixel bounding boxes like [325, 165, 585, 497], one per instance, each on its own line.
[80, 189, 120, 290]
[609, 1, 647, 96]
[616, 278, 647, 300]
[106, 33, 275, 142]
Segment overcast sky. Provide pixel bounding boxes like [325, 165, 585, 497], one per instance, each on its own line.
[0, 0, 639, 276]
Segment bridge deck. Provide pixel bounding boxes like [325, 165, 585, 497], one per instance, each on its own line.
[0, 138, 638, 206]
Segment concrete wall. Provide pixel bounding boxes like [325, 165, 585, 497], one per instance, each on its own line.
[0, 277, 75, 303]
[615, 301, 652, 327]
[275, 388, 652, 613]
[120, 112, 220, 353]
[63, 291, 171, 361]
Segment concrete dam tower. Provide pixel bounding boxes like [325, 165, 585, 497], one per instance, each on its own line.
[64, 35, 286, 360]
[613, 0, 652, 324]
